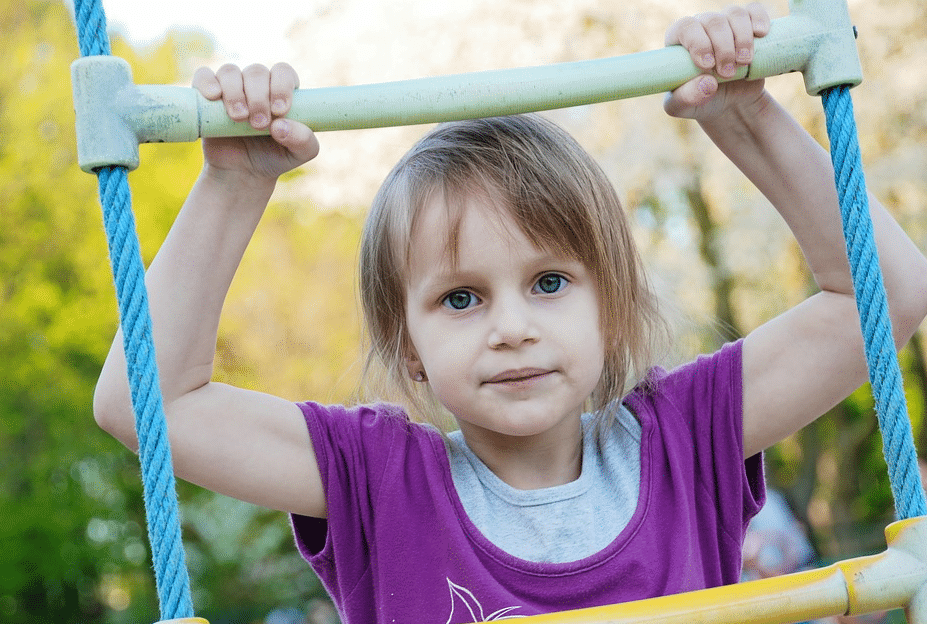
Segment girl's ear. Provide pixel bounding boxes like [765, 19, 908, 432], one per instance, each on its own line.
[404, 356, 428, 383]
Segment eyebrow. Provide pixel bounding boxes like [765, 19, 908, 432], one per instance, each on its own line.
[411, 253, 585, 295]
[409, 269, 477, 301]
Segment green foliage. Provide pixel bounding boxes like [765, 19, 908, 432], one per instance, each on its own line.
[6, 0, 927, 622]
[2, 2, 350, 621]
[0, 2, 132, 622]
[0, 2, 312, 621]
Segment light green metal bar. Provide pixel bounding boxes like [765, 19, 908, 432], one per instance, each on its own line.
[71, 0, 861, 172]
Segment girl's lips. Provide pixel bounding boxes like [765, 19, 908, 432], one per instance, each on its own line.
[484, 368, 551, 384]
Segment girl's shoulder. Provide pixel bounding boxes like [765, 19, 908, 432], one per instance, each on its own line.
[621, 339, 745, 439]
[298, 400, 417, 428]
[295, 400, 445, 460]
[628, 339, 744, 400]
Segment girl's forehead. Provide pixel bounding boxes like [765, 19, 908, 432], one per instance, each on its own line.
[421, 189, 511, 232]
[405, 190, 588, 288]
[409, 190, 531, 264]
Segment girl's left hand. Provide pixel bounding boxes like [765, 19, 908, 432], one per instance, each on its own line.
[194, 62, 319, 181]
[663, 3, 771, 121]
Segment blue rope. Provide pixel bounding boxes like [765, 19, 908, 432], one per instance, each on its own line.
[821, 85, 927, 520]
[75, 1, 194, 619]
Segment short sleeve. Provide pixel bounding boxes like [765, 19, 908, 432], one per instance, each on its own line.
[289, 402, 417, 603]
[626, 339, 765, 584]
[289, 401, 458, 622]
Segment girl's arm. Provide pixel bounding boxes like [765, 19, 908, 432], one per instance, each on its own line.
[665, 5, 927, 458]
[93, 64, 329, 517]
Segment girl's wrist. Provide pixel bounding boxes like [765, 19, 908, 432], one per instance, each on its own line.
[698, 89, 776, 145]
[190, 165, 278, 223]
[201, 163, 278, 199]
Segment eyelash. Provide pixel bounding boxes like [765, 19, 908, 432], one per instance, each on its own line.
[440, 273, 569, 311]
[442, 290, 479, 311]
[533, 273, 568, 295]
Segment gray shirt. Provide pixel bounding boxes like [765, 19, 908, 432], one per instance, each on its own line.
[446, 405, 641, 563]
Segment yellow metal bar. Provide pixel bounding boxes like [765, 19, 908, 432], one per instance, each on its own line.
[525, 567, 848, 624]
[892, 517, 927, 624]
[146, 520, 927, 624]
[502, 518, 927, 624]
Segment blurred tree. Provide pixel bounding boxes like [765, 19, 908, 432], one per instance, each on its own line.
[566, 0, 927, 565]
[1, 1, 344, 622]
[7, 0, 927, 621]
[0, 2, 139, 621]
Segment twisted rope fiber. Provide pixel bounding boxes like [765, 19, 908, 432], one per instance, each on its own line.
[76, 0, 194, 619]
[821, 85, 927, 520]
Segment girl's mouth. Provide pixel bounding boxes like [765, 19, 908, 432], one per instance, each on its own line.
[484, 368, 552, 384]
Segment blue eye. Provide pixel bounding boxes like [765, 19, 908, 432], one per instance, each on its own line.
[443, 290, 478, 310]
[534, 273, 567, 294]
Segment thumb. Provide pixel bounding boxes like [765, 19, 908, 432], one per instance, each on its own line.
[664, 75, 718, 118]
[270, 118, 320, 163]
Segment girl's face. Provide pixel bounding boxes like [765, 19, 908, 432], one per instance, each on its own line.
[404, 192, 606, 453]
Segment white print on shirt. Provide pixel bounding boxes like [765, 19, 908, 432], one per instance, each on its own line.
[445, 578, 525, 623]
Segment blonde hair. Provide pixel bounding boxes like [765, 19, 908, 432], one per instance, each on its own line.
[359, 114, 666, 427]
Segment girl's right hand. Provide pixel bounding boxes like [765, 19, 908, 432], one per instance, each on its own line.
[192, 62, 320, 181]
[663, 3, 771, 123]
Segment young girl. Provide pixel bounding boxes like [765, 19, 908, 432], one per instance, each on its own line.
[94, 4, 927, 622]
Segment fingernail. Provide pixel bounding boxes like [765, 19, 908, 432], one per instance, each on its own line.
[720, 63, 736, 77]
[701, 53, 715, 68]
[272, 99, 287, 114]
[273, 119, 290, 138]
[699, 76, 714, 95]
[737, 47, 752, 63]
[232, 102, 248, 118]
[251, 113, 268, 128]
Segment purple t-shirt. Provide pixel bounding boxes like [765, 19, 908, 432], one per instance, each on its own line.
[291, 340, 764, 623]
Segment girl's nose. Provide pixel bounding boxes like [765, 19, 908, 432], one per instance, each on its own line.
[487, 295, 540, 349]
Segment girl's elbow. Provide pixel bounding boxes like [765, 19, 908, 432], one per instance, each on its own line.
[92, 376, 140, 452]
[891, 265, 927, 345]
[896, 300, 927, 346]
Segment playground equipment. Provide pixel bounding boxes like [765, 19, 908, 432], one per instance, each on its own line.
[70, 0, 927, 621]
[71, 0, 865, 173]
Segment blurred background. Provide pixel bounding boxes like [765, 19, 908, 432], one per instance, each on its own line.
[3, 0, 927, 621]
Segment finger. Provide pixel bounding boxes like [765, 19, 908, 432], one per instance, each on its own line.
[215, 64, 249, 122]
[241, 63, 272, 129]
[726, 5, 756, 66]
[192, 67, 222, 100]
[663, 75, 718, 118]
[269, 62, 299, 117]
[746, 2, 772, 37]
[269, 119, 320, 163]
[699, 11, 737, 78]
[664, 15, 687, 46]
[667, 16, 716, 71]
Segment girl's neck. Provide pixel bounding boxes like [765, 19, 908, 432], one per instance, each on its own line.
[457, 418, 584, 490]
